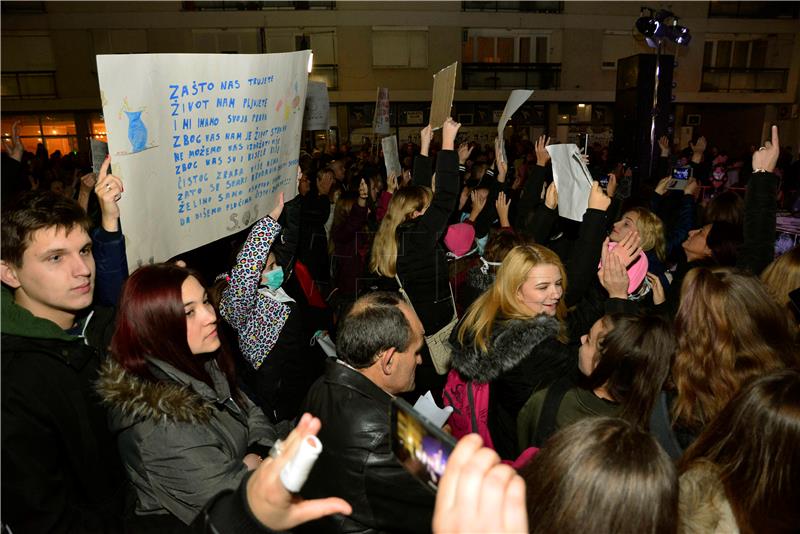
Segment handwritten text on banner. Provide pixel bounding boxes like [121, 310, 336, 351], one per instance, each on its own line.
[96, 51, 310, 270]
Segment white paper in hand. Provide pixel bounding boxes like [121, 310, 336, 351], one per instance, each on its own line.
[413, 391, 454, 428]
[546, 143, 593, 222]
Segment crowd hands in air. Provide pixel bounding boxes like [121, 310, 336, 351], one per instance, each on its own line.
[2, 112, 799, 534]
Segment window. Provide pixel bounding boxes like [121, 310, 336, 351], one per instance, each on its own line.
[1, 1, 45, 13]
[1, 72, 56, 99]
[702, 37, 788, 92]
[192, 29, 262, 54]
[703, 38, 768, 69]
[265, 28, 338, 88]
[462, 30, 550, 64]
[372, 28, 428, 68]
[708, 2, 798, 19]
[1, 114, 78, 155]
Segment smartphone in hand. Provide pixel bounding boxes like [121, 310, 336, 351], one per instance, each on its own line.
[668, 166, 693, 190]
[391, 397, 456, 492]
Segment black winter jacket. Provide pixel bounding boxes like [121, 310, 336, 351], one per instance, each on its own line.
[297, 360, 435, 533]
[1, 298, 129, 533]
[449, 314, 572, 459]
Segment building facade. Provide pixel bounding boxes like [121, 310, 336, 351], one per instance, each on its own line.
[2, 1, 799, 159]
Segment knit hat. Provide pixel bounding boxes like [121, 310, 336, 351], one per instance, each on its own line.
[444, 223, 476, 257]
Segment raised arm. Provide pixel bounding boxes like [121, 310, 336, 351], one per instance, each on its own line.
[219, 196, 284, 331]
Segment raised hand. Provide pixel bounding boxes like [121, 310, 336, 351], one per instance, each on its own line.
[646, 272, 665, 305]
[432, 434, 528, 534]
[245, 414, 352, 531]
[684, 177, 700, 198]
[587, 181, 611, 211]
[459, 186, 470, 211]
[442, 118, 461, 151]
[544, 181, 558, 210]
[658, 135, 670, 157]
[655, 176, 672, 196]
[611, 230, 643, 267]
[496, 191, 511, 228]
[752, 125, 779, 173]
[420, 125, 433, 156]
[690, 136, 707, 163]
[598, 240, 630, 299]
[494, 138, 508, 182]
[469, 189, 487, 220]
[535, 134, 550, 167]
[606, 173, 618, 198]
[95, 156, 123, 232]
[269, 192, 285, 221]
[458, 142, 474, 165]
[387, 172, 398, 194]
[3, 121, 24, 162]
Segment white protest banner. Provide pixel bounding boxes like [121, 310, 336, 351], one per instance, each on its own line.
[372, 87, 391, 135]
[381, 135, 401, 179]
[496, 89, 533, 163]
[97, 51, 310, 270]
[429, 62, 458, 130]
[546, 143, 593, 222]
[303, 81, 329, 131]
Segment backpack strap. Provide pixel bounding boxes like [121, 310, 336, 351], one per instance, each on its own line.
[648, 391, 683, 460]
[532, 376, 572, 447]
[467, 382, 479, 433]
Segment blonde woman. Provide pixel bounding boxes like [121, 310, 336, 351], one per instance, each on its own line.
[450, 244, 572, 459]
[370, 118, 461, 336]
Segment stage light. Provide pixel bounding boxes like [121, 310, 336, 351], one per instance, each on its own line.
[635, 7, 690, 48]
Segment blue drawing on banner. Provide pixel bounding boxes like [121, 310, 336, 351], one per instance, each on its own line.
[124, 111, 148, 153]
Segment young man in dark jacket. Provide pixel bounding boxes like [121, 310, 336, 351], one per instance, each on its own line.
[1, 165, 129, 533]
[297, 291, 435, 533]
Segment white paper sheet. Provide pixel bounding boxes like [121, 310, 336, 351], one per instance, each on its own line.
[546, 143, 593, 222]
[413, 391, 454, 428]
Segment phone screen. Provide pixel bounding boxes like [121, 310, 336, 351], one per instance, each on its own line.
[391, 397, 457, 492]
[668, 166, 692, 190]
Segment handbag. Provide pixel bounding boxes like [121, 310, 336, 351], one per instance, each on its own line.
[395, 275, 457, 375]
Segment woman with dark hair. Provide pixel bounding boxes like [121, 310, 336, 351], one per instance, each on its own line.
[97, 263, 277, 529]
[678, 370, 800, 534]
[521, 417, 678, 534]
[517, 313, 675, 449]
[671, 267, 797, 448]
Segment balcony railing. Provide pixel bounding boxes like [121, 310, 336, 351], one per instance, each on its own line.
[462, 63, 560, 90]
[462, 1, 563, 13]
[1, 71, 57, 99]
[182, 1, 334, 10]
[701, 67, 788, 93]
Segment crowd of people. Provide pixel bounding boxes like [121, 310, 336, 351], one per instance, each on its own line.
[1, 113, 799, 534]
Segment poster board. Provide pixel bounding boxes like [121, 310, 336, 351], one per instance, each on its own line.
[496, 89, 533, 163]
[96, 51, 310, 270]
[372, 87, 391, 135]
[429, 62, 457, 130]
[303, 81, 330, 131]
[381, 135, 401, 178]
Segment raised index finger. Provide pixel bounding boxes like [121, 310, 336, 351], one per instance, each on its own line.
[99, 155, 111, 181]
[770, 124, 779, 147]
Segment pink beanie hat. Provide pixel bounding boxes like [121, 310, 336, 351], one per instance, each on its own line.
[444, 223, 476, 257]
[604, 241, 649, 294]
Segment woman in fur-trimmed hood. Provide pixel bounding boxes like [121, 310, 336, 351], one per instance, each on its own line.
[450, 244, 575, 460]
[96, 264, 277, 530]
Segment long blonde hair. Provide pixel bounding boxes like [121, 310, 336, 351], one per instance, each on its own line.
[628, 207, 667, 262]
[458, 244, 568, 352]
[370, 185, 432, 277]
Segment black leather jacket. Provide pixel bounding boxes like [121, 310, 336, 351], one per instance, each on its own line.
[297, 360, 435, 533]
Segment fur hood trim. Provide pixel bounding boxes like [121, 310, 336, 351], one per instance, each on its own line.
[96, 358, 213, 425]
[450, 314, 560, 382]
